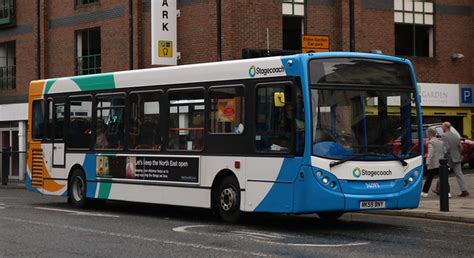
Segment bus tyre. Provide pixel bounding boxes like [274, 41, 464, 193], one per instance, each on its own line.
[68, 169, 87, 208]
[216, 177, 241, 223]
[317, 211, 344, 221]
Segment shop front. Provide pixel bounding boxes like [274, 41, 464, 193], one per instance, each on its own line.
[419, 83, 474, 137]
[0, 103, 27, 181]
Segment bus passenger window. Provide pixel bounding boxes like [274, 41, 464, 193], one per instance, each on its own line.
[54, 104, 65, 140]
[68, 96, 92, 149]
[32, 100, 45, 140]
[168, 89, 205, 151]
[129, 91, 162, 150]
[255, 84, 293, 152]
[96, 94, 125, 150]
[209, 86, 245, 134]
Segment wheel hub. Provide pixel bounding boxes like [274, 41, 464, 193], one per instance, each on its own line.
[220, 187, 237, 211]
[72, 176, 84, 202]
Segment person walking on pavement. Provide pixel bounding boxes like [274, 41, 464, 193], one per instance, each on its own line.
[438, 122, 470, 197]
[422, 127, 449, 197]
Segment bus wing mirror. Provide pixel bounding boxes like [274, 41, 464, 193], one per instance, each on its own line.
[274, 92, 286, 107]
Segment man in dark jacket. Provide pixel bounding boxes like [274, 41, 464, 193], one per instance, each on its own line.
[442, 122, 469, 197]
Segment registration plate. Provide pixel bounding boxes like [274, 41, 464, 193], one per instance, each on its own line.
[360, 200, 386, 209]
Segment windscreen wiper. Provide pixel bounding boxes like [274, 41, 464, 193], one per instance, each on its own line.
[329, 149, 408, 168]
[353, 145, 408, 167]
[390, 153, 408, 167]
[329, 154, 364, 168]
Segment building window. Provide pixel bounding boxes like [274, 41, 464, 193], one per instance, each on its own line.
[282, 0, 304, 51]
[283, 16, 303, 51]
[76, 0, 99, 5]
[394, 0, 434, 57]
[0, 0, 16, 27]
[76, 28, 101, 75]
[282, 0, 304, 16]
[0, 41, 15, 90]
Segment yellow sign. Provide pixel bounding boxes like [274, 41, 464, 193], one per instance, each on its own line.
[158, 40, 173, 58]
[302, 35, 330, 53]
[217, 98, 236, 122]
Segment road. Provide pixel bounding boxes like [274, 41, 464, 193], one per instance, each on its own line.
[0, 189, 473, 257]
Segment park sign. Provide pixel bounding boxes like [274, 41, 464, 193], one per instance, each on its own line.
[152, 0, 177, 65]
[302, 35, 330, 53]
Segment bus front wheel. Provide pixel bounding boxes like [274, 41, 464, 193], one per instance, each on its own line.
[68, 169, 88, 208]
[215, 177, 241, 223]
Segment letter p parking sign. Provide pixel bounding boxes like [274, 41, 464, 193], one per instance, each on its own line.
[461, 88, 472, 104]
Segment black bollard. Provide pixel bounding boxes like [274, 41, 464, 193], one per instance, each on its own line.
[2, 147, 10, 186]
[439, 159, 449, 212]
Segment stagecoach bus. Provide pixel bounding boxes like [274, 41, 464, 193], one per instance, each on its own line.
[27, 52, 423, 222]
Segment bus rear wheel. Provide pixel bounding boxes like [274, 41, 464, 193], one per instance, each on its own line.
[215, 177, 241, 223]
[68, 169, 87, 208]
[317, 211, 344, 221]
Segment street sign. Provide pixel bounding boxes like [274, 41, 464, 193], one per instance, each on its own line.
[152, 0, 177, 65]
[158, 40, 173, 58]
[461, 87, 472, 104]
[302, 35, 330, 53]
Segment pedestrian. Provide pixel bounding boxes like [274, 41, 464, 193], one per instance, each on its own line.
[421, 127, 450, 197]
[438, 122, 470, 197]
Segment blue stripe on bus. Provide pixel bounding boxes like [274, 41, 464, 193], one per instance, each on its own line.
[25, 173, 41, 193]
[83, 153, 98, 198]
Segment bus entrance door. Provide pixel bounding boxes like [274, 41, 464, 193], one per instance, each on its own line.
[52, 143, 65, 167]
[52, 102, 66, 168]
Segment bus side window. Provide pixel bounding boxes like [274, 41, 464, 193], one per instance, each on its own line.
[54, 103, 65, 140]
[209, 86, 245, 134]
[32, 100, 45, 140]
[68, 96, 93, 149]
[96, 94, 125, 150]
[129, 91, 162, 151]
[255, 83, 293, 153]
[167, 89, 205, 151]
[46, 99, 53, 140]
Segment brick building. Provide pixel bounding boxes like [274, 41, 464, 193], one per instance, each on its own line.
[0, 0, 473, 180]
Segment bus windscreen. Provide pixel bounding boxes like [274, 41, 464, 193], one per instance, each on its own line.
[309, 58, 413, 87]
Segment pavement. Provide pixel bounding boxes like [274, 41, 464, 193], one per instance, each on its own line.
[1, 169, 473, 224]
[370, 169, 474, 224]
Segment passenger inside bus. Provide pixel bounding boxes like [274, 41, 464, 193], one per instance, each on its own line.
[96, 120, 109, 148]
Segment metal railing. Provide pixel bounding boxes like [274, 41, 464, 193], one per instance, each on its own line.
[0, 0, 15, 24]
[76, 54, 101, 75]
[76, 0, 99, 5]
[0, 65, 15, 90]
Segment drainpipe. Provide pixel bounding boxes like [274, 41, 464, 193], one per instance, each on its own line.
[216, 0, 222, 61]
[36, 0, 41, 79]
[349, 0, 355, 52]
[129, 0, 134, 69]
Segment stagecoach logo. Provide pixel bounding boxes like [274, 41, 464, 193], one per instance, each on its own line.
[353, 168, 362, 178]
[353, 167, 393, 178]
[248, 65, 285, 78]
[249, 65, 256, 77]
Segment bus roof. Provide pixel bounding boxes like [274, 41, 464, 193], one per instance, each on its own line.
[31, 52, 412, 96]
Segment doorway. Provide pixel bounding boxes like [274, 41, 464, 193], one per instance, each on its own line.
[1, 128, 19, 179]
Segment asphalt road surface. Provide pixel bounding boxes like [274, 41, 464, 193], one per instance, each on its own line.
[0, 189, 473, 257]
